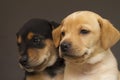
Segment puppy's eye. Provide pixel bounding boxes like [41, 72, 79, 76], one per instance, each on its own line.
[80, 29, 90, 34]
[61, 31, 65, 36]
[33, 36, 41, 44]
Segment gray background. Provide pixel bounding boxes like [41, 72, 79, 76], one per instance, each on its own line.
[0, 0, 120, 80]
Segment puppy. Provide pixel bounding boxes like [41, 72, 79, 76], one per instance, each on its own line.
[16, 19, 64, 80]
[52, 11, 120, 80]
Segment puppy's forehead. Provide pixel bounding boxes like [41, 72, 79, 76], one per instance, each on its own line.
[62, 11, 100, 30]
[17, 19, 52, 39]
[64, 11, 100, 21]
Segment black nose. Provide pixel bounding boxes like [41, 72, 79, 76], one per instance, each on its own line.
[19, 55, 28, 66]
[60, 42, 71, 52]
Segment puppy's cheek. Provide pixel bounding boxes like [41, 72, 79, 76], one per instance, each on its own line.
[74, 48, 94, 63]
[47, 52, 57, 67]
[79, 48, 94, 63]
[33, 58, 49, 71]
[27, 48, 47, 66]
[72, 47, 90, 57]
[29, 54, 47, 67]
[29, 52, 51, 71]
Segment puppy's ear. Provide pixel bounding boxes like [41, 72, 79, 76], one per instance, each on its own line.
[98, 18, 120, 50]
[52, 26, 61, 48]
[50, 21, 60, 30]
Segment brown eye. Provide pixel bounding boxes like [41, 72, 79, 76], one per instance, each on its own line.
[80, 29, 90, 34]
[33, 36, 41, 45]
[61, 31, 65, 36]
[33, 37, 41, 43]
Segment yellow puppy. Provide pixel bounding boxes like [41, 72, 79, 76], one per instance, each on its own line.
[52, 11, 120, 80]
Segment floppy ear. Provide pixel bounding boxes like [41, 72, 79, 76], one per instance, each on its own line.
[52, 26, 61, 48]
[98, 18, 120, 50]
[50, 21, 60, 30]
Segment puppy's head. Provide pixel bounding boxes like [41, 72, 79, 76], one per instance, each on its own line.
[16, 19, 59, 72]
[52, 11, 120, 64]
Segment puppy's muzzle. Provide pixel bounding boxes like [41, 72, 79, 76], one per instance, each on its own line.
[19, 54, 28, 67]
[60, 41, 71, 53]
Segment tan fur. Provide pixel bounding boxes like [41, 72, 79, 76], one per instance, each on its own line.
[17, 35, 22, 44]
[98, 18, 120, 50]
[52, 11, 120, 80]
[52, 26, 62, 48]
[26, 72, 64, 80]
[27, 32, 35, 40]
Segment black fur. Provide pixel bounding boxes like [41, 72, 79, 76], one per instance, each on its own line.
[45, 57, 65, 77]
[17, 18, 59, 40]
[16, 18, 64, 79]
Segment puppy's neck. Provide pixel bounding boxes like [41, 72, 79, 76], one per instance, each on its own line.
[64, 49, 119, 80]
[25, 71, 50, 80]
[25, 58, 64, 80]
[25, 67, 63, 80]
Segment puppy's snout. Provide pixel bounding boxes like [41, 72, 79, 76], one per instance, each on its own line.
[19, 54, 28, 66]
[60, 41, 71, 52]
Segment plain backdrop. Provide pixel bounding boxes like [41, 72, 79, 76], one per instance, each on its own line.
[0, 0, 120, 80]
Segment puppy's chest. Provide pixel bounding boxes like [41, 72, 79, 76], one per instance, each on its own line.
[64, 71, 118, 80]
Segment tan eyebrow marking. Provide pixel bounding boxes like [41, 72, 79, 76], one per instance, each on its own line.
[27, 32, 35, 40]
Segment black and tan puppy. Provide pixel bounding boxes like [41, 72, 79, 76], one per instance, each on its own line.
[16, 19, 64, 80]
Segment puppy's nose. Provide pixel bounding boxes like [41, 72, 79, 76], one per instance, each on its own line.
[19, 55, 28, 66]
[60, 42, 71, 52]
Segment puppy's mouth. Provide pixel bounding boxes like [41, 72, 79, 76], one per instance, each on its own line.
[62, 52, 88, 59]
[62, 52, 90, 64]
[19, 59, 47, 72]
